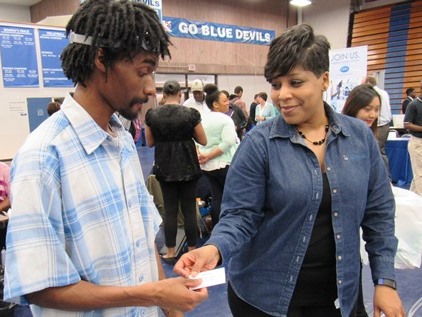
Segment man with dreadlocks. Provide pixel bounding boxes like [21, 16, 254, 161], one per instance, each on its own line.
[3, 1, 207, 316]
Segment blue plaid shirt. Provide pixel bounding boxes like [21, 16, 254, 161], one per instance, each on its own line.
[5, 94, 162, 316]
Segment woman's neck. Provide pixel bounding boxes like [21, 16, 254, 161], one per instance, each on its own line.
[163, 96, 181, 105]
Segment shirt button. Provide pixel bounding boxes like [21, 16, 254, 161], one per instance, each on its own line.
[336, 234, 341, 239]
[136, 240, 141, 247]
[338, 279, 343, 284]
[326, 167, 331, 171]
[332, 189, 338, 194]
[333, 212, 339, 217]
[337, 255, 342, 261]
[139, 275, 144, 282]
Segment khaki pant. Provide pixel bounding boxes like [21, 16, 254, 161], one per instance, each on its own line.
[408, 136, 422, 196]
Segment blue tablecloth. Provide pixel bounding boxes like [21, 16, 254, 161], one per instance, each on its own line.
[385, 139, 413, 187]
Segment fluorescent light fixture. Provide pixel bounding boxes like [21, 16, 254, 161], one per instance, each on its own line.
[290, 0, 312, 7]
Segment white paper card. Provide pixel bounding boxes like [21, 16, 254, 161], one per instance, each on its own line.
[189, 267, 226, 290]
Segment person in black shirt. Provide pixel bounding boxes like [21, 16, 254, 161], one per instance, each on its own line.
[145, 80, 207, 262]
[401, 87, 416, 114]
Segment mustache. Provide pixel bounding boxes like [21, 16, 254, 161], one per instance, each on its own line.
[130, 97, 149, 106]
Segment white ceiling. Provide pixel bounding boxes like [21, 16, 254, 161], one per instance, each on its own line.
[0, 0, 42, 6]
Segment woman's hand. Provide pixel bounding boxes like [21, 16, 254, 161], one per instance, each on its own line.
[373, 286, 405, 317]
[174, 245, 221, 278]
[198, 153, 209, 165]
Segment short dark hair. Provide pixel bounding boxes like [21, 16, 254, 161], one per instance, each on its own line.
[221, 90, 229, 98]
[61, 0, 171, 86]
[342, 84, 380, 134]
[234, 86, 243, 94]
[364, 76, 377, 86]
[258, 92, 267, 101]
[264, 24, 330, 82]
[405, 87, 415, 96]
[47, 101, 61, 116]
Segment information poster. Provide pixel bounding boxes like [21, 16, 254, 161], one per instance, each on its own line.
[0, 26, 39, 87]
[326, 46, 368, 113]
[39, 29, 73, 87]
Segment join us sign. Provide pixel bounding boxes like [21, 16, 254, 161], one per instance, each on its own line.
[162, 17, 275, 46]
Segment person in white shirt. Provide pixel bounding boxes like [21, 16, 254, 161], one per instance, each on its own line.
[183, 79, 210, 116]
[364, 76, 392, 172]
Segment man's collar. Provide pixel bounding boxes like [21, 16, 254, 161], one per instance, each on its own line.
[61, 94, 123, 155]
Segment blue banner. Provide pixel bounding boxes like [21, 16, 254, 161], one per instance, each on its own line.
[39, 29, 73, 87]
[162, 17, 275, 46]
[0, 26, 39, 87]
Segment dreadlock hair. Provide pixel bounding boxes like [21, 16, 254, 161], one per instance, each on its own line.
[61, 0, 171, 86]
[264, 24, 330, 83]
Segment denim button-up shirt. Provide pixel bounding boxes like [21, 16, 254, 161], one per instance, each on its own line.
[206, 105, 397, 317]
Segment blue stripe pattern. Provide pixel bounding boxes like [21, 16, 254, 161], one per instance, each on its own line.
[385, 3, 411, 114]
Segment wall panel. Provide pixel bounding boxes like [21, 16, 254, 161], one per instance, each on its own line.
[161, 0, 293, 75]
[30, 0, 79, 23]
[29, 0, 295, 76]
[351, 0, 422, 114]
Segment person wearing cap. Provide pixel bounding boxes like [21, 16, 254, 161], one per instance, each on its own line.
[183, 79, 210, 116]
[3, 1, 207, 316]
[145, 80, 207, 263]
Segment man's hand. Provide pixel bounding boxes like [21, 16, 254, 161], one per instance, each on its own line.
[373, 285, 406, 317]
[168, 310, 184, 317]
[161, 308, 184, 317]
[173, 245, 221, 278]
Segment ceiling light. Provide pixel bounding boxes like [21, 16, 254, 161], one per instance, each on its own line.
[290, 0, 312, 7]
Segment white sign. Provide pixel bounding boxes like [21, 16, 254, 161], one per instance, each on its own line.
[326, 46, 368, 113]
[80, 0, 163, 21]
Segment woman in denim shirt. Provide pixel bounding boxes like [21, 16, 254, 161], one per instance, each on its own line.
[175, 24, 405, 317]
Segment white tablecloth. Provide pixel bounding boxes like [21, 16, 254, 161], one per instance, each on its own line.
[361, 186, 422, 269]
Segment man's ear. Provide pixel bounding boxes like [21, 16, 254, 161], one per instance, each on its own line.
[94, 48, 106, 72]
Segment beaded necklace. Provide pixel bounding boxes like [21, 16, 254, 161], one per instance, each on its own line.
[297, 124, 329, 146]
